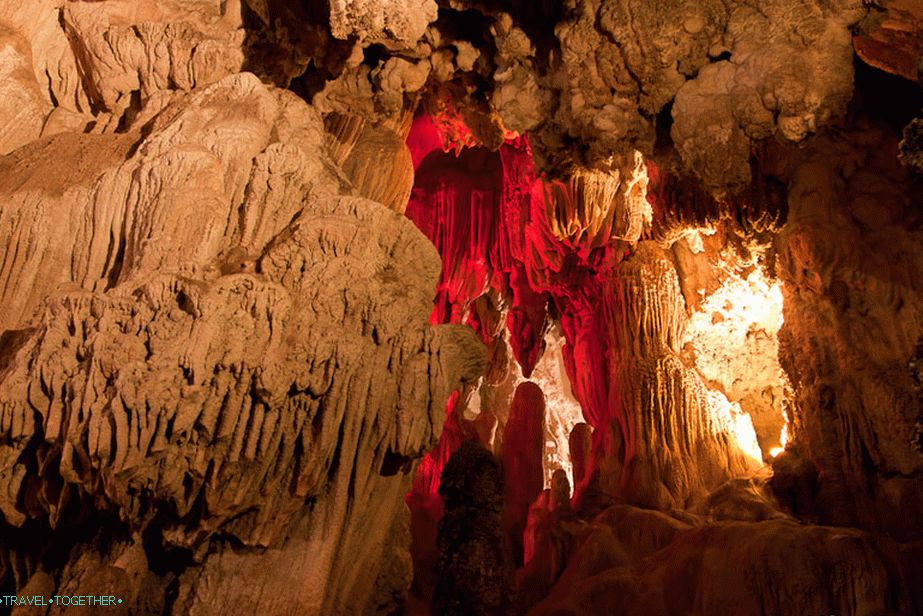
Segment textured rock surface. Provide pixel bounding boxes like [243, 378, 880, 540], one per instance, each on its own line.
[591, 241, 762, 510]
[433, 441, 512, 616]
[853, 0, 922, 82]
[502, 382, 546, 565]
[329, 0, 437, 45]
[0, 65, 484, 616]
[62, 0, 246, 118]
[774, 124, 923, 539]
[529, 503, 910, 616]
[0, 25, 52, 155]
[429, 0, 867, 188]
[0, 0, 91, 152]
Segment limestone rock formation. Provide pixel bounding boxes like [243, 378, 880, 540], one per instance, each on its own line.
[587, 241, 762, 511]
[436, 0, 865, 188]
[0, 59, 484, 616]
[329, 0, 437, 46]
[774, 124, 923, 538]
[853, 0, 922, 82]
[432, 440, 512, 616]
[529, 504, 907, 616]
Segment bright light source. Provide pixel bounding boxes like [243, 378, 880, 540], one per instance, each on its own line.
[684, 238, 789, 462]
[703, 389, 764, 463]
[528, 329, 584, 488]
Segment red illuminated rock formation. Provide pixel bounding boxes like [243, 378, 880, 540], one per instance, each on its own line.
[502, 382, 547, 565]
[569, 423, 593, 488]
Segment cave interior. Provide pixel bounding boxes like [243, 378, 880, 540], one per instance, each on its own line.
[0, 0, 920, 615]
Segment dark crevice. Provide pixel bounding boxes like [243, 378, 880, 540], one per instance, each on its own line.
[141, 519, 194, 578]
[239, 0, 354, 100]
[434, 8, 495, 53]
[175, 290, 196, 318]
[115, 89, 143, 133]
[326, 418, 346, 485]
[0, 328, 35, 379]
[104, 224, 126, 291]
[380, 448, 413, 476]
[447, 0, 563, 70]
[45, 70, 59, 108]
[851, 56, 923, 132]
[653, 100, 675, 159]
[362, 43, 388, 69]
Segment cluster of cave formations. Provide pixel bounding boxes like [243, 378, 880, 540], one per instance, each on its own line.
[0, 0, 920, 614]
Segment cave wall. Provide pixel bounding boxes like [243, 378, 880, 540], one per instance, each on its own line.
[0, 4, 487, 614]
[775, 123, 923, 539]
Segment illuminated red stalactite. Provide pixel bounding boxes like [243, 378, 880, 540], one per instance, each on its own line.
[403, 111, 646, 608]
[406, 145, 502, 327]
[403, 112, 641, 502]
[405, 112, 445, 169]
[404, 121, 512, 608]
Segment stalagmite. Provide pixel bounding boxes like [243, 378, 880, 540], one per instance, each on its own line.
[502, 381, 546, 565]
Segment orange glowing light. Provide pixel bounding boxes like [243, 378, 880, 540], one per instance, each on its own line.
[684, 238, 788, 463]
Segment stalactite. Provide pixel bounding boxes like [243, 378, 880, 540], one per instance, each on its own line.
[646, 158, 788, 242]
[541, 152, 650, 253]
[341, 123, 415, 212]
